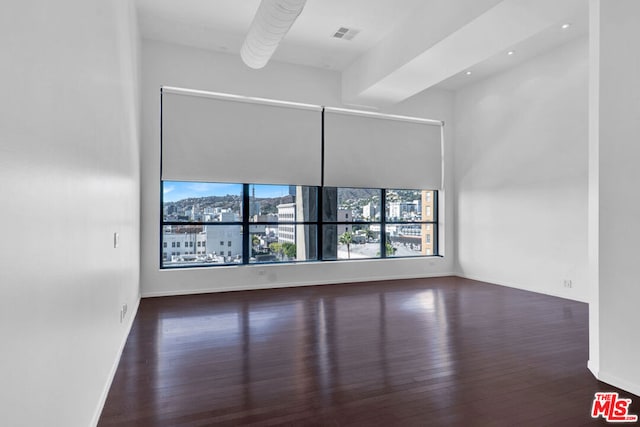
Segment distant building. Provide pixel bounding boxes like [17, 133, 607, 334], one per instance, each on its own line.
[250, 200, 261, 216]
[219, 211, 239, 222]
[421, 190, 434, 255]
[388, 200, 420, 220]
[337, 208, 352, 234]
[277, 203, 296, 244]
[250, 186, 261, 216]
[362, 202, 377, 221]
[251, 214, 278, 234]
[162, 206, 244, 263]
[162, 228, 207, 262]
[205, 225, 242, 260]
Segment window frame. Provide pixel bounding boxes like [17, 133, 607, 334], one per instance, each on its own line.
[321, 188, 438, 261]
[160, 181, 438, 269]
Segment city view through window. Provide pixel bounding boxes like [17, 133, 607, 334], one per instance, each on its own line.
[161, 181, 437, 268]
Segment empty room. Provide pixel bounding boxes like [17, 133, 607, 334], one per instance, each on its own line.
[2, 0, 640, 426]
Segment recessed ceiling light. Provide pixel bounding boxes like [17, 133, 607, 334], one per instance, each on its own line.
[561, 23, 571, 29]
[465, 71, 472, 76]
[507, 50, 515, 56]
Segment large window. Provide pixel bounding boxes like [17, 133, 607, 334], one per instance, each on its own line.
[161, 181, 437, 268]
[384, 189, 437, 257]
[322, 188, 437, 260]
[322, 188, 381, 260]
[248, 184, 318, 264]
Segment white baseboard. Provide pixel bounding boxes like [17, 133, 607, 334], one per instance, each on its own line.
[91, 295, 141, 427]
[455, 272, 589, 303]
[142, 272, 455, 298]
[596, 370, 640, 398]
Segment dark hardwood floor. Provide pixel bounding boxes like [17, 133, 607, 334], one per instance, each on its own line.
[99, 276, 638, 426]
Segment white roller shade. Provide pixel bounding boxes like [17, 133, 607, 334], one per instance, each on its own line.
[323, 108, 443, 189]
[161, 87, 322, 186]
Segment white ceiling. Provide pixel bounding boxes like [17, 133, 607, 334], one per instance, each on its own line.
[135, 0, 588, 105]
[136, 0, 429, 70]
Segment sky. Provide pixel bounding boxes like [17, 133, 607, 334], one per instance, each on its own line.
[162, 181, 291, 202]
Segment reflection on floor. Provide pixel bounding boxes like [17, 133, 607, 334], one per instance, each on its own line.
[99, 276, 638, 426]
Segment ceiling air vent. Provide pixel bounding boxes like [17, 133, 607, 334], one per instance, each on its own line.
[332, 27, 360, 40]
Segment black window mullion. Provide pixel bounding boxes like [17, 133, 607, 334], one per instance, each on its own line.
[380, 189, 387, 258]
[159, 92, 164, 269]
[160, 181, 165, 268]
[242, 183, 250, 264]
[319, 108, 325, 261]
[434, 190, 439, 256]
[317, 187, 323, 261]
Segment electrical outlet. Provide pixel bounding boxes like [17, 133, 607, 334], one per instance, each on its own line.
[563, 279, 573, 288]
[120, 303, 128, 323]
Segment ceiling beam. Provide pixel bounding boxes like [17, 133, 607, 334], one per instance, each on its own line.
[342, 0, 584, 106]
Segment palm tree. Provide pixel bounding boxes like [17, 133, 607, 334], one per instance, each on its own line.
[339, 231, 353, 259]
[364, 228, 375, 242]
[385, 242, 396, 256]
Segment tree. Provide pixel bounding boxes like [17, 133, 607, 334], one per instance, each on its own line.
[269, 242, 282, 258]
[377, 242, 397, 257]
[339, 231, 353, 259]
[251, 234, 260, 247]
[364, 228, 375, 242]
[385, 242, 396, 256]
[282, 242, 296, 259]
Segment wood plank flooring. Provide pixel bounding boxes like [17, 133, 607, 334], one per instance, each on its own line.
[99, 276, 638, 426]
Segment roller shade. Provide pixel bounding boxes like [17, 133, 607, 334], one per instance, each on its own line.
[323, 108, 443, 189]
[161, 87, 322, 186]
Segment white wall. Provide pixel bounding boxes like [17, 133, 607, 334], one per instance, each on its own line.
[454, 37, 589, 302]
[589, 0, 640, 396]
[0, 1, 140, 426]
[141, 39, 454, 297]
